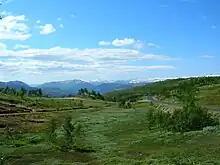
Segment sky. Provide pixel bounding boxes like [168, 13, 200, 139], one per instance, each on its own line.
[0, 0, 219, 84]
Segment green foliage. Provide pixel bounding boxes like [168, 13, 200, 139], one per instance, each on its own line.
[147, 100, 219, 133]
[46, 116, 86, 153]
[145, 82, 219, 132]
[118, 100, 133, 109]
[19, 87, 27, 99]
[47, 118, 57, 145]
[60, 116, 75, 152]
[28, 88, 43, 97]
[0, 153, 6, 165]
[0, 86, 43, 98]
[105, 76, 220, 105]
[78, 88, 105, 100]
[60, 116, 85, 152]
[146, 108, 155, 129]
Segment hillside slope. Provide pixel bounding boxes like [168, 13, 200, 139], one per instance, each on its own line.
[105, 76, 220, 106]
[1, 91, 220, 164]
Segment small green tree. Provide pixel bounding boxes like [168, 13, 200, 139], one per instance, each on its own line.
[97, 92, 105, 100]
[77, 88, 84, 96]
[38, 88, 42, 97]
[146, 108, 155, 130]
[19, 88, 26, 99]
[47, 118, 57, 145]
[91, 90, 97, 97]
[84, 88, 89, 95]
[124, 101, 132, 109]
[47, 117, 85, 153]
[60, 116, 83, 152]
[4, 86, 9, 94]
[118, 100, 125, 108]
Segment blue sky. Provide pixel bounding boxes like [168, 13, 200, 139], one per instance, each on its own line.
[0, 0, 219, 84]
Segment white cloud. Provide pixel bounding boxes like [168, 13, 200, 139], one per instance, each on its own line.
[147, 42, 160, 48]
[13, 44, 30, 49]
[57, 17, 62, 21]
[112, 38, 135, 46]
[0, 11, 12, 16]
[99, 38, 145, 49]
[0, 42, 7, 50]
[133, 40, 144, 49]
[36, 20, 40, 24]
[98, 41, 111, 46]
[0, 58, 175, 83]
[39, 24, 56, 35]
[1, 46, 177, 79]
[2, 47, 178, 62]
[60, 24, 64, 28]
[99, 38, 147, 49]
[0, 14, 31, 40]
[199, 55, 214, 58]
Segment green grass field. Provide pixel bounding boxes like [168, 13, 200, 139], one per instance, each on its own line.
[1, 92, 220, 165]
[197, 84, 220, 106]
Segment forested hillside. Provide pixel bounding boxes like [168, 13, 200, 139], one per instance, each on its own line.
[105, 76, 220, 106]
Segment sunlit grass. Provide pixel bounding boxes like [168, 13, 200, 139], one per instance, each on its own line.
[1, 93, 220, 164]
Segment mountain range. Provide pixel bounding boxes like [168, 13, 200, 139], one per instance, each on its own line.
[0, 79, 151, 97]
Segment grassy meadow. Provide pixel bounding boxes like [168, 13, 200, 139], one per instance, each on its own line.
[1, 90, 220, 165]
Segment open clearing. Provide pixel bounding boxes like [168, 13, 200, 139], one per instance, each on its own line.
[1, 93, 220, 165]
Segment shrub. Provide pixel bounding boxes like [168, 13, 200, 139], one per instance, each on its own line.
[77, 100, 84, 108]
[46, 116, 86, 153]
[47, 118, 57, 145]
[0, 153, 6, 165]
[146, 83, 220, 132]
[147, 105, 218, 132]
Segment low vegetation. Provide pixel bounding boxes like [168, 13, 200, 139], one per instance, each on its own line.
[78, 88, 105, 100]
[105, 76, 220, 106]
[1, 76, 220, 164]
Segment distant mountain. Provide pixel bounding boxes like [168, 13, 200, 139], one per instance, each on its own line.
[37, 79, 151, 96]
[0, 82, 5, 88]
[40, 87, 68, 97]
[38, 80, 95, 96]
[94, 83, 135, 93]
[0, 79, 151, 97]
[0, 81, 32, 90]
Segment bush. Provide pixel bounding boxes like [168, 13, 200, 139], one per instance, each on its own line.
[146, 83, 220, 132]
[77, 100, 84, 108]
[147, 105, 218, 132]
[46, 116, 87, 153]
[118, 100, 133, 109]
[47, 118, 57, 145]
[0, 153, 6, 165]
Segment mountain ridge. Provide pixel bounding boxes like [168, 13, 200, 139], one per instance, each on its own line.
[0, 79, 151, 97]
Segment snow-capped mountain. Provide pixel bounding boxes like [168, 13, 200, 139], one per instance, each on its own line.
[0, 79, 151, 97]
[36, 79, 151, 96]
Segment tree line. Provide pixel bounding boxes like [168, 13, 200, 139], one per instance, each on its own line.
[77, 88, 105, 100]
[105, 76, 220, 103]
[0, 86, 43, 98]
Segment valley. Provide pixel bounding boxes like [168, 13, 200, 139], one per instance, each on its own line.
[1, 1, 219, 164]
[0, 76, 220, 164]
